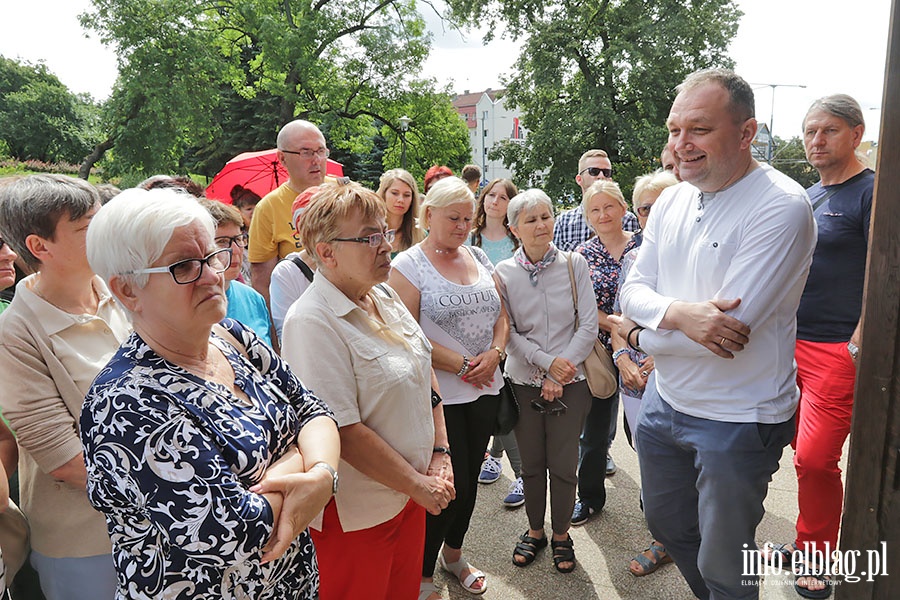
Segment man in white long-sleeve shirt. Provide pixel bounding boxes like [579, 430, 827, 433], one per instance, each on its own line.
[616, 69, 817, 599]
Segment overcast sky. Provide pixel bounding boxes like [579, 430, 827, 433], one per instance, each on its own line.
[1, 0, 890, 142]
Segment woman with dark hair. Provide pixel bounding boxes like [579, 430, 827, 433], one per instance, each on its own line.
[376, 169, 425, 254]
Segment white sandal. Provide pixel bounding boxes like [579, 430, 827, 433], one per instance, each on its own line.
[418, 580, 439, 600]
[439, 551, 487, 595]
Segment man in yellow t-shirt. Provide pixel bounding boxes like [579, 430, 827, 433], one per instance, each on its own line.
[248, 120, 329, 307]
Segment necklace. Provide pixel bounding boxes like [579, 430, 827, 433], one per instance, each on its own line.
[433, 246, 455, 255]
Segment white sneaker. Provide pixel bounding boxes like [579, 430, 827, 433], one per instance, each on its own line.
[478, 455, 502, 484]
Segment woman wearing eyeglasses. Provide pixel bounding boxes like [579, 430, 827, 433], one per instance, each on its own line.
[493, 189, 598, 574]
[80, 188, 340, 600]
[389, 176, 508, 599]
[281, 182, 454, 600]
[201, 200, 273, 347]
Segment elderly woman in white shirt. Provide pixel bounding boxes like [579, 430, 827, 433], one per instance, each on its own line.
[493, 188, 598, 574]
[281, 182, 455, 600]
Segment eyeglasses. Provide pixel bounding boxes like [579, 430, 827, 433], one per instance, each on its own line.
[530, 399, 568, 416]
[636, 204, 653, 218]
[124, 248, 233, 284]
[215, 233, 250, 249]
[281, 147, 330, 160]
[579, 166, 613, 178]
[331, 229, 396, 248]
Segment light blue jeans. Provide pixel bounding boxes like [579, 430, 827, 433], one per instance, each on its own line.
[635, 380, 793, 600]
[30, 551, 116, 600]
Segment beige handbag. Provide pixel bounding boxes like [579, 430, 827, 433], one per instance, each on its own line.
[566, 253, 618, 399]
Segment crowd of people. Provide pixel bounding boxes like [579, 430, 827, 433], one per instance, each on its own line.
[0, 68, 874, 600]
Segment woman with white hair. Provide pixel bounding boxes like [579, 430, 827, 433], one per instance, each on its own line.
[493, 188, 598, 574]
[80, 188, 340, 600]
[389, 176, 508, 599]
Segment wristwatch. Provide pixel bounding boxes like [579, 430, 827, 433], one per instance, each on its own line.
[312, 462, 339, 495]
[847, 341, 860, 361]
[492, 346, 507, 361]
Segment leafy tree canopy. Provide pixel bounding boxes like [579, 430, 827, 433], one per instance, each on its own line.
[0, 56, 101, 164]
[80, 0, 471, 182]
[445, 0, 742, 204]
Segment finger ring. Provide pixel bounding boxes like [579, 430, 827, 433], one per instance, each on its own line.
[641, 371, 649, 377]
[720, 337, 727, 346]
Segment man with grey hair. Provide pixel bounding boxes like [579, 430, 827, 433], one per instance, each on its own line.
[248, 119, 329, 309]
[772, 94, 872, 598]
[615, 69, 817, 599]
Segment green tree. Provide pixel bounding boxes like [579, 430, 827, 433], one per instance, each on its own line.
[0, 56, 100, 164]
[79, 0, 471, 181]
[446, 0, 742, 204]
[771, 136, 818, 189]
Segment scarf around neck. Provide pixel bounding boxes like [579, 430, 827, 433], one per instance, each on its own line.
[514, 243, 559, 286]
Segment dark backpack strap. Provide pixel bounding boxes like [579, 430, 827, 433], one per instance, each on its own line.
[289, 255, 315, 282]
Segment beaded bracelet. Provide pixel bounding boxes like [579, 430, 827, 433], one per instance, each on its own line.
[612, 348, 629, 363]
[456, 356, 471, 377]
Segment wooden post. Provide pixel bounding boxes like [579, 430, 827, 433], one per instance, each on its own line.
[838, 0, 900, 598]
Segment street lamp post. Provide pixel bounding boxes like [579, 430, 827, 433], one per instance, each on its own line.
[752, 82, 806, 162]
[399, 115, 411, 170]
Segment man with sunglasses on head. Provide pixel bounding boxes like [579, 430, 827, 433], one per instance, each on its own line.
[248, 120, 330, 314]
[553, 149, 639, 252]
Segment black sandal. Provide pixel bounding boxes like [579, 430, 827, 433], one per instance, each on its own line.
[552, 534, 576, 573]
[513, 531, 548, 567]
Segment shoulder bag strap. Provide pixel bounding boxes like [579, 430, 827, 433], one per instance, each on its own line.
[289, 255, 315, 282]
[566, 252, 578, 333]
[812, 187, 839, 214]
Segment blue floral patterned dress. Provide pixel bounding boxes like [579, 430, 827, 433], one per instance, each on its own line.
[574, 236, 638, 352]
[81, 319, 334, 600]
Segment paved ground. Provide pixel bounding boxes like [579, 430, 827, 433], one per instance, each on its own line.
[427, 411, 838, 599]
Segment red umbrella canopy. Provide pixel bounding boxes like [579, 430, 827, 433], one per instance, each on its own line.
[205, 149, 344, 203]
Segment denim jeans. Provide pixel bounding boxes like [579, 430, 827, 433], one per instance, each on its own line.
[636, 380, 794, 600]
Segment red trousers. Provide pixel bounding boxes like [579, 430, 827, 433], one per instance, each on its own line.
[311, 498, 425, 600]
[792, 340, 856, 549]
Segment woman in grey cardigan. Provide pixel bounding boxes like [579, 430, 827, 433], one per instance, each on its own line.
[493, 189, 598, 574]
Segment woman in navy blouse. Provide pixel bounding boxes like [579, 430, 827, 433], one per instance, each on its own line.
[80, 188, 340, 600]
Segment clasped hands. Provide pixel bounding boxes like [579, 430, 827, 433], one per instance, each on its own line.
[250, 446, 334, 564]
[418, 452, 456, 515]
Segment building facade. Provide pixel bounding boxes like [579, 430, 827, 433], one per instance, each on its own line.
[452, 88, 525, 184]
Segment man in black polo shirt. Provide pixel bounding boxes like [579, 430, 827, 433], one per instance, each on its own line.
[783, 94, 873, 599]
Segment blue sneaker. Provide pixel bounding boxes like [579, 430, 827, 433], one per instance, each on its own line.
[478, 455, 502, 484]
[503, 477, 525, 508]
[571, 501, 596, 526]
